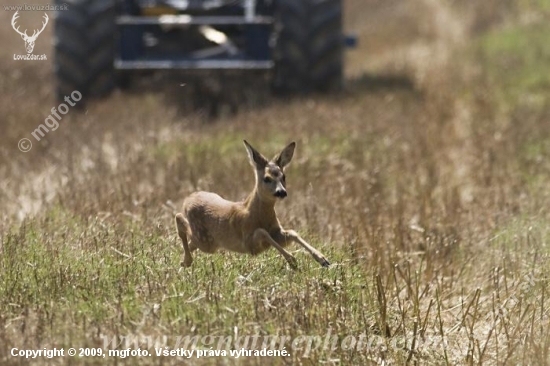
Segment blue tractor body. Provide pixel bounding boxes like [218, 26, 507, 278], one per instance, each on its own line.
[54, 0, 356, 100]
[116, 0, 275, 70]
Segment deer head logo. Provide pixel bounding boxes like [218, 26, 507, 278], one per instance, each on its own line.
[11, 11, 49, 54]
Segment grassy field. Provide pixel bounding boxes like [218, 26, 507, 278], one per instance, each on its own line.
[1, 0, 549, 365]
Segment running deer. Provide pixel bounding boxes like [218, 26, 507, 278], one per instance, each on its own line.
[175, 140, 330, 269]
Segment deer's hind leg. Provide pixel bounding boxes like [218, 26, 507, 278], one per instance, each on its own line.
[175, 213, 194, 267]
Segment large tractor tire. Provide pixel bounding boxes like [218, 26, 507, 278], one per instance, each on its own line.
[54, 0, 116, 102]
[272, 0, 343, 94]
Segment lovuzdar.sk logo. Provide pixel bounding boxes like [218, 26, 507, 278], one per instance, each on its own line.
[11, 11, 48, 60]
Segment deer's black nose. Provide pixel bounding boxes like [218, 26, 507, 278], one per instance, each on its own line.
[274, 190, 287, 198]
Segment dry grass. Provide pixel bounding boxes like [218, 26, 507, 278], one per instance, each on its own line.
[0, 0, 549, 365]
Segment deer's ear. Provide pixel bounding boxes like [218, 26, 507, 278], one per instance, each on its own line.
[243, 140, 268, 169]
[21, 34, 26, 40]
[273, 142, 296, 168]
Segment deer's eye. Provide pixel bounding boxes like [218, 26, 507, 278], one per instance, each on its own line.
[263, 177, 273, 184]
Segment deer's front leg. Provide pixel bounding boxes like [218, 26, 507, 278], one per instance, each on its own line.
[274, 230, 330, 267]
[252, 228, 298, 269]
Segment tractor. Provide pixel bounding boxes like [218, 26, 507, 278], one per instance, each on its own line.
[53, 0, 353, 101]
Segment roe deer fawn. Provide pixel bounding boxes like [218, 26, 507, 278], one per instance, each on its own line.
[175, 140, 330, 269]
